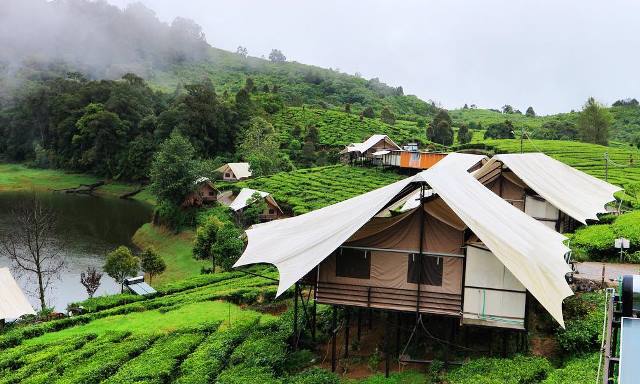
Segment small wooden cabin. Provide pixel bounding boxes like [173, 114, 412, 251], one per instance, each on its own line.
[182, 178, 220, 207]
[228, 188, 284, 222]
[216, 163, 252, 181]
[340, 134, 402, 164]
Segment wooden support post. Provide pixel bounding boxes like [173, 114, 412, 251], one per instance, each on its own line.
[395, 312, 401, 357]
[385, 312, 391, 378]
[445, 317, 455, 367]
[344, 308, 350, 358]
[357, 308, 362, 341]
[312, 293, 317, 342]
[331, 306, 337, 372]
[368, 308, 373, 330]
[501, 329, 508, 357]
[293, 282, 299, 350]
[489, 328, 494, 356]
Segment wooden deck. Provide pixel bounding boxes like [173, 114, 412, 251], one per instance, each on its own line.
[316, 281, 462, 317]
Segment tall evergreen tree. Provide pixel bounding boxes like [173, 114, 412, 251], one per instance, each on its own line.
[577, 97, 611, 145]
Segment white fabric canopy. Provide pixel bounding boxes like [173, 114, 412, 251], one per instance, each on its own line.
[372, 150, 391, 156]
[479, 153, 622, 224]
[229, 188, 271, 212]
[414, 168, 573, 327]
[234, 178, 414, 295]
[430, 153, 487, 173]
[340, 135, 401, 154]
[235, 162, 574, 327]
[0, 268, 35, 320]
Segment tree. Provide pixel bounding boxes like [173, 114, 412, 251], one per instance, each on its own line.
[525, 106, 536, 117]
[269, 49, 286, 62]
[0, 196, 64, 309]
[149, 131, 198, 206]
[104, 246, 139, 293]
[80, 267, 102, 299]
[457, 124, 473, 144]
[262, 84, 270, 93]
[344, 103, 351, 114]
[212, 224, 244, 271]
[380, 107, 396, 125]
[244, 77, 255, 93]
[578, 97, 611, 145]
[362, 107, 375, 118]
[243, 192, 268, 226]
[427, 109, 453, 146]
[612, 98, 639, 107]
[140, 247, 166, 283]
[193, 216, 223, 269]
[502, 105, 514, 114]
[484, 120, 515, 139]
[238, 117, 289, 176]
[236, 46, 248, 58]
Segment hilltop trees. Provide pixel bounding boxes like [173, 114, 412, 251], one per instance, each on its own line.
[526, 106, 536, 117]
[427, 109, 454, 146]
[578, 97, 611, 145]
[238, 117, 292, 176]
[484, 120, 516, 139]
[269, 49, 286, 62]
[150, 132, 198, 206]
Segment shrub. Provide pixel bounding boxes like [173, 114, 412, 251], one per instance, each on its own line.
[570, 224, 616, 260]
[556, 292, 605, 354]
[288, 367, 340, 384]
[612, 211, 640, 251]
[541, 353, 599, 384]
[443, 355, 552, 384]
[217, 364, 282, 384]
[229, 331, 288, 373]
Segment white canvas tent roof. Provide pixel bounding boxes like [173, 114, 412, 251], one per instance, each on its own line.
[229, 188, 281, 213]
[340, 134, 401, 154]
[216, 163, 252, 179]
[475, 153, 622, 224]
[0, 268, 35, 320]
[235, 161, 573, 327]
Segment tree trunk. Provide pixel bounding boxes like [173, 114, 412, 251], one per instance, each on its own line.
[37, 267, 46, 310]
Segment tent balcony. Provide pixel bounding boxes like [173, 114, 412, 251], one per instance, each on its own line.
[316, 281, 462, 317]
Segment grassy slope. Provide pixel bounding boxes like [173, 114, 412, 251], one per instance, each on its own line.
[0, 163, 154, 204]
[132, 223, 207, 286]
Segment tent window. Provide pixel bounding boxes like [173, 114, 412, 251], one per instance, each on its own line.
[269, 209, 275, 214]
[208, 190, 215, 196]
[225, 173, 231, 178]
[407, 254, 443, 286]
[336, 248, 370, 279]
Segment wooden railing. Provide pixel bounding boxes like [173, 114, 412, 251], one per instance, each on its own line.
[316, 281, 462, 317]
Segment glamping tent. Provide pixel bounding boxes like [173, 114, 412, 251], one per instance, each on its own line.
[182, 177, 220, 207]
[235, 154, 573, 332]
[0, 268, 35, 323]
[216, 163, 252, 181]
[474, 153, 622, 231]
[228, 188, 284, 222]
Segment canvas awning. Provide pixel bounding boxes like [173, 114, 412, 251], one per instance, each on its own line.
[372, 150, 390, 156]
[0, 268, 35, 320]
[235, 164, 573, 326]
[475, 153, 622, 224]
[216, 163, 252, 179]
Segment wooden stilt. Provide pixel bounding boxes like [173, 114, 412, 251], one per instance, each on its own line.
[385, 312, 391, 378]
[293, 282, 299, 350]
[344, 308, 350, 358]
[357, 308, 362, 341]
[501, 329, 507, 357]
[368, 308, 373, 330]
[311, 293, 317, 342]
[331, 306, 337, 372]
[395, 312, 401, 357]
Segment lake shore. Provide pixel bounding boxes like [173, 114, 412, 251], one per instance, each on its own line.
[0, 163, 155, 205]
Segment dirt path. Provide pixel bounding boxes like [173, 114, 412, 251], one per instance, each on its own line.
[574, 261, 639, 283]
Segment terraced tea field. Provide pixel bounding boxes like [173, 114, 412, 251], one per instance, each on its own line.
[478, 139, 640, 186]
[234, 165, 404, 214]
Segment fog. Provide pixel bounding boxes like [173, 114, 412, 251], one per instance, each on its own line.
[0, 0, 209, 79]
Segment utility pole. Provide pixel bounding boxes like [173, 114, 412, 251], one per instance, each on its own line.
[604, 152, 609, 182]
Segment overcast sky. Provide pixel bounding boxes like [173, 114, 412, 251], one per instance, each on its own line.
[106, 0, 640, 115]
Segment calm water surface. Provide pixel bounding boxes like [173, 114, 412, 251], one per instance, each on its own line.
[0, 192, 152, 312]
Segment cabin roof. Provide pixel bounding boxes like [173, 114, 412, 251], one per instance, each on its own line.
[234, 153, 573, 327]
[0, 268, 35, 320]
[474, 153, 621, 224]
[340, 134, 401, 154]
[229, 188, 282, 213]
[216, 163, 252, 179]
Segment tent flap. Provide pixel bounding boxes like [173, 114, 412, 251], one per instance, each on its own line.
[0, 268, 35, 320]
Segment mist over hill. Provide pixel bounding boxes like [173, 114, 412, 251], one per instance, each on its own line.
[0, 0, 210, 80]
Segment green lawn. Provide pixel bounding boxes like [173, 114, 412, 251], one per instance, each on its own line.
[132, 223, 208, 286]
[0, 163, 154, 204]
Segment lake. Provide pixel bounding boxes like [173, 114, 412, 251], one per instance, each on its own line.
[0, 191, 153, 312]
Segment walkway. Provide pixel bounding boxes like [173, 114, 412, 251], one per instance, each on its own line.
[574, 262, 638, 284]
